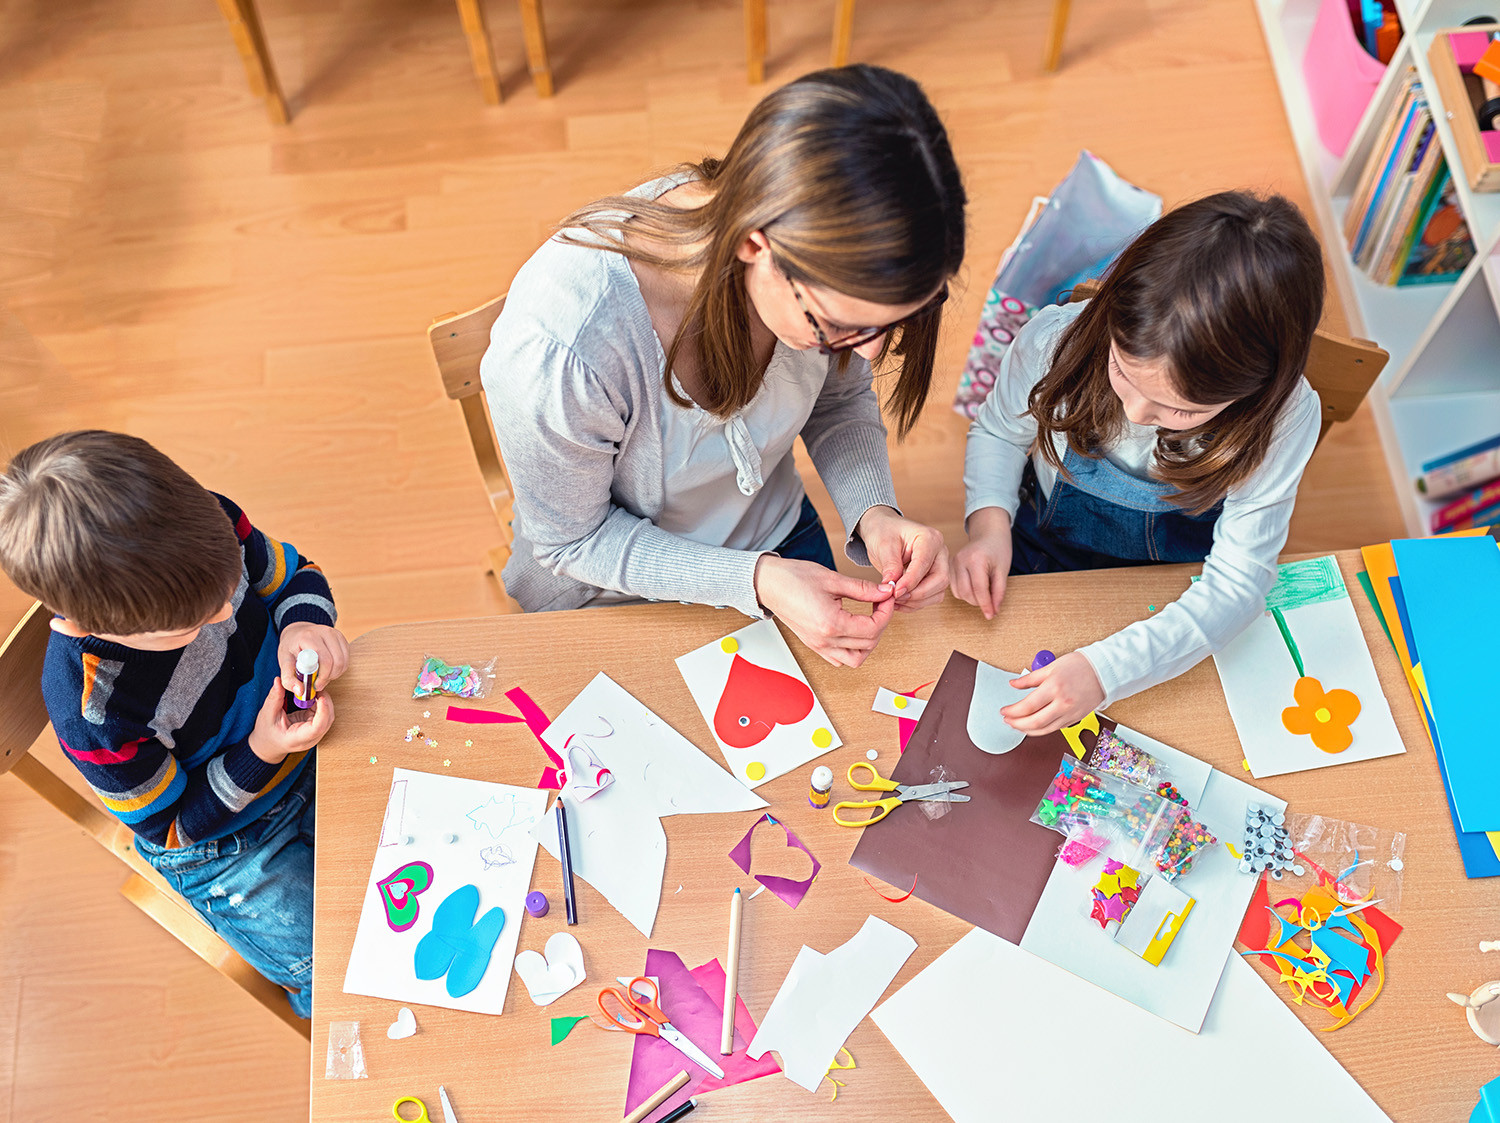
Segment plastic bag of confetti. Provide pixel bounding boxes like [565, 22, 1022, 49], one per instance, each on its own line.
[413, 654, 497, 699]
[1281, 811, 1406, 916]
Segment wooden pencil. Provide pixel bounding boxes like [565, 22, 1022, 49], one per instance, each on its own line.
[622, 1070, 689, 1123]
[720, 886, 744, 1055]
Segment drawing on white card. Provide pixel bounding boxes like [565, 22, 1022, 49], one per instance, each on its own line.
[531, 673, 767, 936]
[343, 768, 547, 1016]
[675, 618, 841, 787]
[379, 778, 408, 846]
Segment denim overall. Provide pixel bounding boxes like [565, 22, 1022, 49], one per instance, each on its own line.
[1011, 445, 1223, 574]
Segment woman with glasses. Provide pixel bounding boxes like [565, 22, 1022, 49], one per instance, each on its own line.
[481, 65, 965, 667]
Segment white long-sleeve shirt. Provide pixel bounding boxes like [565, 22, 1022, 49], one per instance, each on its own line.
[963, 301, 1322, 705]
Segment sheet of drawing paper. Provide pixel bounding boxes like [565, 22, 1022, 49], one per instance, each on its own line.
[1208, 555, 1404, 778]
[871, 929, 1391, 1123]
[675, 618, 840, 787]
[1018, 734, 1279, 1032]
[531, 674, 766, 936]
[747, 916, 916, 1091]
[849, 652, 1101, 942]
[1390, 536, 1500, 832]
[343, 768, 546, 1015]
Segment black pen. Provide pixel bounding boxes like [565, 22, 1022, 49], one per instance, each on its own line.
[556, 795, 578, 925]
[657, 1098, 697, 1123]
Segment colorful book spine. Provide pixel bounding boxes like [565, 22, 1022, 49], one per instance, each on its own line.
[1432, 479, 1500, 531]
[1416, 436, 1500, 498]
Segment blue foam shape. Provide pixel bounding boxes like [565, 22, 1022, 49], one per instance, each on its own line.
[1471, 1074, 1500, 1123]
[1310, 927, 1372, 983]
[1391, 537, 1500, 833]
[413, 883, 507, 998]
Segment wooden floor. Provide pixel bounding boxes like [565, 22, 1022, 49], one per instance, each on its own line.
[0, 0, 1407, 1117]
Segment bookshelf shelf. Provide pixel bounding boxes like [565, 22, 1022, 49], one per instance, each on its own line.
[1257, 0, 1500, 536]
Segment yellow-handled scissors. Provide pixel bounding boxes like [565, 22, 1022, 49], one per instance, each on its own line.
[832, 760, 970, 827]
[393, 1086, 458, 1123]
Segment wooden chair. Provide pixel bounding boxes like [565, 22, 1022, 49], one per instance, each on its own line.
[1067, 281, 1389, 447]
[0, 602, 312, 1040]
[428, 295, 523, 611]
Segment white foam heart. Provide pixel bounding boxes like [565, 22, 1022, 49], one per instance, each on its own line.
[514, 932, 587, 1006]
[387, 1006, 418, 1039]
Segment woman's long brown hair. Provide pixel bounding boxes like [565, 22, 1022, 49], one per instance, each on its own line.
[1027, 191, 1325, 512]
[554, 65, 966, 439]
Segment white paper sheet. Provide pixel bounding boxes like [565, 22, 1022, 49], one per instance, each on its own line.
[747, 916, 917, 1091]
[676, 618, 840, 787]
[1209, 555, 1405, 778]
[531, 673, 766, 936]
[872, 687, 927, 721]
[872, 929, 1391, 1123]
[343, 769, 546, 1015]
[1018, 726, 1277, 1033]
[965, 660, 1029, 754]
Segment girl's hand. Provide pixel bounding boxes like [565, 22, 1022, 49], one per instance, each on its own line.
[951, 507, 1012, 619]
[855, 505, 950, 611]
[754, 555, 896, 667]
[1000, 652, 1104, 735]
[277, 621, 350, 692]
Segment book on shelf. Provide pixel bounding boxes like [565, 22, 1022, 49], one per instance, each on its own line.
[1433, 478, 1500, 532]
[1397, 173, 1474, 285]
[1416, 433, 1500, 498]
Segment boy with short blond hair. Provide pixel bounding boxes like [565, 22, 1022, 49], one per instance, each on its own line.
[0, 430, 348, 1018]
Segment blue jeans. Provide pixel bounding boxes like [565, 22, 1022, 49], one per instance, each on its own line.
[773, 495, 837, 569]
[1011, 446, 1222, 575]
[136, 756, 317, 1018]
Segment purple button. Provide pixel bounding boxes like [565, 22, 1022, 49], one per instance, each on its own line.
[526, 891, 549, 918]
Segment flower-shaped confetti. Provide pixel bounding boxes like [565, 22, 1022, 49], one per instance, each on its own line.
[1281, 676, 1361, 753]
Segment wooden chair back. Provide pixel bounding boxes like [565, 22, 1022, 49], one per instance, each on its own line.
[428, 295, 522, 611]
[0, 600, 311, 1039]
[1065, 281, 1388, 447]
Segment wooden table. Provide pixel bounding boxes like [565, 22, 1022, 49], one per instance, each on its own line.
[311, 551, 1495, 1122]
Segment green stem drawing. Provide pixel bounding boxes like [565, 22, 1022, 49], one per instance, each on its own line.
[1272, 607, 1306, 678]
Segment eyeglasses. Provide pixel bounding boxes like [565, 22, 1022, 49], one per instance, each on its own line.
[786, 274, 949, 355]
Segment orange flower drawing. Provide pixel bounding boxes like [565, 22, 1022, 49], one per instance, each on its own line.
[1281, 676, 1361, 753]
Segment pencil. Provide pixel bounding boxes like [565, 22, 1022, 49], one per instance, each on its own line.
[556, 795, 577, 926]
[621, 1070, 689, 1123]
[720, 885, 743, 1055]
[657, 1099, 698, 1123]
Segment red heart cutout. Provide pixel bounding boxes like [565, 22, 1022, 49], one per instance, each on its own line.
[713, 654, 814, 748]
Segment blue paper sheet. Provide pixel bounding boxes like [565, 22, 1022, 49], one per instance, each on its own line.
[1390, 537, 1500, 834]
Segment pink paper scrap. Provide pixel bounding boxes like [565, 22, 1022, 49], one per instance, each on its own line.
[728, 813, 821, 908]
[446, 687, 564, 787]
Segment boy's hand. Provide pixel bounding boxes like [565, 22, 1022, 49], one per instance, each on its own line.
[277, 621, 349, 692]
[951, 507, 1012, 620]
[753, 555, 895, 668]
[1000, 652, 1104, 735]
[249, 680, 335, 763]
[855, 505, 950, 611]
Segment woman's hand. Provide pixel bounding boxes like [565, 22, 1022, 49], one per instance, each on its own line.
[754, 555, 896, 667]
[855, 505, 949, 611]
[1000, 651, 1104, 735]
[950, 507, 1012, 620]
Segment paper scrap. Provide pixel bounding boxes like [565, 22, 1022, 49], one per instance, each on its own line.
[747, 915, 917, 1091]
[514, 931, 587, 1006]
[872, 687, 928, 721]
[729, 813, 821, 908]
[550, 1015, 589, 1045]
[531, 674, 766, 936]
[386, 1007, 418, 1039]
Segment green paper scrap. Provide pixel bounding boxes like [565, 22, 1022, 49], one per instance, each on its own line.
[1270, 607, 1306, 678]
[551, 1015, 589, 1045]
[1354, 570, 1396, 653]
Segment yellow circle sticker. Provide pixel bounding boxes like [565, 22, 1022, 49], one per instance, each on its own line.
[811, 727, 833, 749]
[721, 637, 740, 654]
[893, 696, 908, 710]
[746, 761, 766, 781]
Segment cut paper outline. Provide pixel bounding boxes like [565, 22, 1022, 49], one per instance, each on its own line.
[729, 814, 821, 908]
[413, 884, 507, 998]
[551, 1015, 589, 1045]
[825, 1047, 856, 1101]
[864, 874, 918, 903]
[377, 861, 434, 932]
[514, 931, 587, 1006]
[379, 778, 408, 846]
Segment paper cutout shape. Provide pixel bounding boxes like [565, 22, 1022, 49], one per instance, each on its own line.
[1114, 877, 1195, 965]
[344, 770, 545, 1016]
[551, 1015, 589, 1045]
[531, 674, 766, 936]
[413, 884, 506, 998]
[386, 1007, 418, 1039]
[1281, 676, 1361, 752]
[825, 1047, 856, 1101]
[729, 814, 821, 908]
[377, 861, 434, 932]
[965, 660, 1029, 754]
[872, 687, 928, 721]
[747, 916, 916, 1092]
[558, 737, 614, 801]
[514, 931, 587, 1006]
[676, 619, 841, 787]
[448, 686, 563, 788]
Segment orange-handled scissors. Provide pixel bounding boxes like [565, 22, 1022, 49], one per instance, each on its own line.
[597, 976, 725, 1079]
[832, 760, 970, 827]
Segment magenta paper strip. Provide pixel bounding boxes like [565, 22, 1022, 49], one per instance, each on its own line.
[728, 813, 820, 908]
[446, 687, 565, 787]
[624, 950, 780, 1121]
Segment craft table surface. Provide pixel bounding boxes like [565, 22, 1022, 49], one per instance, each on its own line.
[311, 551, 1491, 1123]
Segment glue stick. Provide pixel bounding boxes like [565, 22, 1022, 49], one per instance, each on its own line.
[294, 649, 320, 709]
[809, 765, 834, 808]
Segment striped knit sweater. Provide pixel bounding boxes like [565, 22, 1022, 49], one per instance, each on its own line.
[40, 494, 335, 848]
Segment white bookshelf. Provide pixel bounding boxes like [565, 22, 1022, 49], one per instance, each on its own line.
[1258, 0, 1500, 536]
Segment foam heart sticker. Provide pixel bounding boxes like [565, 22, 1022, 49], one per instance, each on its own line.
[387, 1007, 418, 1039]
[413, 883, 506, 998]
[377, 861, 434, 932]
[713, 654, 814, 748]
[514, 931, 587, 1006]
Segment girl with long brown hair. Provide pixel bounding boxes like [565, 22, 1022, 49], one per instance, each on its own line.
[482, 65, 966, 666]
[952, 191, 1326, 731]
